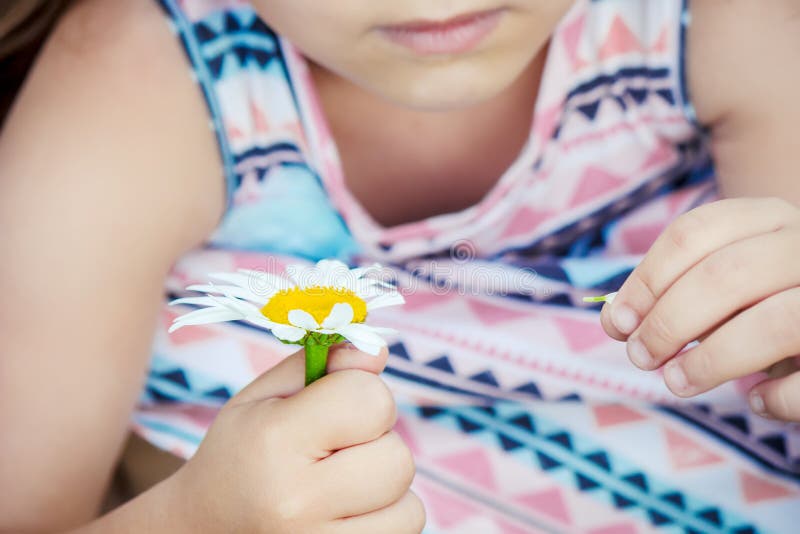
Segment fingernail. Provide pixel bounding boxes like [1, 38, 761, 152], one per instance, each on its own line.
[749, 391, 766, 415]
[611, 304, 639, 335]
[664, 360, 690, 395]
[627, 338, 654, 369]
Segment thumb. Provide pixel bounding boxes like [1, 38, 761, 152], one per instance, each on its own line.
[229, 343, 389, 405]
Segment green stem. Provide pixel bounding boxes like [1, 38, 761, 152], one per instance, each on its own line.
[304, 337, 330, 386]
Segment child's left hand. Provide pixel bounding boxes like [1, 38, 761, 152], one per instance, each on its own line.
[600, 197, 800, 421]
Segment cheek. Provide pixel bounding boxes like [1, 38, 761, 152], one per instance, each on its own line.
[253, 0, 370, 71]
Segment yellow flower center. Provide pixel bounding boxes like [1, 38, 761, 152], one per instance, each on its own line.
[261, 286, 368, 326]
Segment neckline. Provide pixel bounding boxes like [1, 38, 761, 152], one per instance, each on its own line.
[277, 9, 575, 253]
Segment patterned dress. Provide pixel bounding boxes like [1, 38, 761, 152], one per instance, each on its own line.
[138, 1, 800, 532]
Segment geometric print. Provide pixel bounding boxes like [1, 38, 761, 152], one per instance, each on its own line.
[412, 403, 762, 533]
[140, 0, 800, 532]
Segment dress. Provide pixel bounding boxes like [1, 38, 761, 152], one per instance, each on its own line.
[136, 1, 800, 531]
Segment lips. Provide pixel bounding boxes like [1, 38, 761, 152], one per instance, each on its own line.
[377, 8, 506, 56]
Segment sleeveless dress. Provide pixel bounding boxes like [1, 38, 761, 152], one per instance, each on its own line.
[138, 1, 800, 532]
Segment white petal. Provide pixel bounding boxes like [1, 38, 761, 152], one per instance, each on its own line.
[241, 315, 306, 342]
[335, 323, 388, 356]
[271, 324, 307, 342]
[237, 269, 294, 291]
[207, 272, 251, 289]
[366, 292, 405, 311]
[288, 309, 319, 330]
[317, 259, 350, 287]
[169, 308, 244, 332]
[211, 271, 287, 301]
[351, 279, 397, 300]
[364, 325, 399, 337]
[351, 263, 382, 279]
[321, 303, 354, 329]
[169, 296, 223, 307]
[186, 284, 266, 304]
[201, 292, 262, 318]
[286, 264, 316, 288]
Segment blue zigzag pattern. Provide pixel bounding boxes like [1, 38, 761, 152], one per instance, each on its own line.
[147, 301, 800, 484]
[413, 402, 761, 533]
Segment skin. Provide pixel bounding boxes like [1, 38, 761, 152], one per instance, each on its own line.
[0, 0, 798, 530]
[599, 0, 800, 421]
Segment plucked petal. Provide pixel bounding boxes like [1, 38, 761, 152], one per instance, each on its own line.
[321, 303, 354, 329]
[288, 309, 319, 330]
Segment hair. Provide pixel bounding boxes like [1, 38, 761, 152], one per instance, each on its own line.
[0, 1, 69, 125]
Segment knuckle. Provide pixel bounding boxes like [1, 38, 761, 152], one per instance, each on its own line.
[763, 196, 796, 222]
[687, 344, 718, 385]
[272, 489, 308, 524]
[667, 210, 703, 253]
[763, 290, 800, 343]
[642, 308, 676, 349]
[356, 373, 397, 427]
[699, 248, 748, 290]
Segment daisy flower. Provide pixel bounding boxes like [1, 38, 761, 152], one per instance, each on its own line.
[169, 259, 404, 384]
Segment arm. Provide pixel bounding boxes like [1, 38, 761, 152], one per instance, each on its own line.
[689, 0, 800, 203]
[0, 0, 223, 529]
[598, 1, 800, 420]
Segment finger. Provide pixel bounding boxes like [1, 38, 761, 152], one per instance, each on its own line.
[766, 356, 800, 379]
[279, 369, 397, 457]
[749, 371, 800, 422]
[328, 491, 426, 534]
[658, 288, 800, 396]
[626, 229, 799, 370]
[312, 431, 415, 519]
[231, 345, 389, 405]
[607, 197, 797, 337]
[600, 301, 627, 341]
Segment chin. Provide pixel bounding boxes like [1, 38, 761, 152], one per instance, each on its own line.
[356, 53, 531, 111]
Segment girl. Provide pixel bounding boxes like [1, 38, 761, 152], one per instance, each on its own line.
[2, 0, 799, 532]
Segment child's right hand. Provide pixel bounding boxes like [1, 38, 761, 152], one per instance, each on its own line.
[165, 345, 425, 534]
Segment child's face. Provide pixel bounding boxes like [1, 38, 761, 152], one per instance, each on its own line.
[255, 1, 574, 109]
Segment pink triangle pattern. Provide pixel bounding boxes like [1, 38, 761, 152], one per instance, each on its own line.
[561, 13, 586, 68]
[739, 471, 796, 504]
[553, 316, 609, 352]
[415, 480, 483, 529]
[588, 524, 640, 534]
[664, 427, 724, 470]
[569, 166, 628, 208]
[402, 290, 456, 312]
[599, 15, 644, 60]
[466, 298, 540, 326]
[592, 404, 648, 428]
[499, 206, 555, 240]
[435, 448, 498, 491]
[513, 487, 572, 525]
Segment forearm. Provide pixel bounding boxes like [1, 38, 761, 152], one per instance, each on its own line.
[69, 476, 188, 534]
